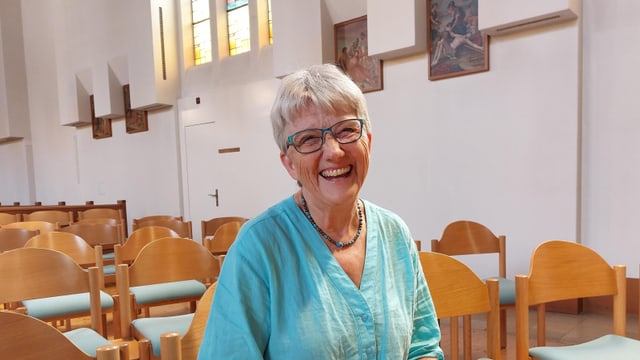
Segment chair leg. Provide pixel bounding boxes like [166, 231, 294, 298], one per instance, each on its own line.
[500, 308, 507, 349]
[137, 339, 152, 360]
[463, 314, 472, 360]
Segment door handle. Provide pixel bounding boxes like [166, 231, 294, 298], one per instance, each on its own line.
[208, 189, 219, 207]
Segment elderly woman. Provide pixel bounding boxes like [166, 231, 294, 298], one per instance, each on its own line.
[198, 64, 443, 360]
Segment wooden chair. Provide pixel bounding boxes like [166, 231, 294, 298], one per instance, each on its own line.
[61, 222, 124, 250]
[75, 217, 127, 241]
[114, 226, 180, 266]
[132, 282, 218, 360]
[0, 228, 38, 252]
[515, 240, 640, 359]
[78, 208, 127, 238]
[0, 311, 124, 360]
[419, 251, 500, 360]
[431, 220, 513, 349]
[2, 220, 58, 235]
[0, 212, 21, 225]
[132, 218, 192, 239]
[115, 237, 219, 334]
[22, 210, 74, 227]
[200, 216, 248, 244]
[24, 231, 114, 288]
[203, 220, 244, 256]
[0, 247, 114, 338]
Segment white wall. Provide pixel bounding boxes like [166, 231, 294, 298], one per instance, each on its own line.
[581, 0, 640, 276]
[0, 0, 638, 277]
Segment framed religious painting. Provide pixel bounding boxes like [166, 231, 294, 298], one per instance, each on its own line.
[123, 84, 148, 134]
[428, 0, 489, 80]
[90, 95, 112, 139]
[334, 15, 383, 93]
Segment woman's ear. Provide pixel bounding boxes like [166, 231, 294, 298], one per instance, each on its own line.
[280, 152, 298, 180]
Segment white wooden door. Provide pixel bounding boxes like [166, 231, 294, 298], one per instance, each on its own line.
[184, 122, 246, 242]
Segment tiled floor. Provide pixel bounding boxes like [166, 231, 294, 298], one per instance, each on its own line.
[440, 308, 639, 359]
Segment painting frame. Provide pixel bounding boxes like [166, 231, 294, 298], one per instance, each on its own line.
[123, 84, 149, 134]
[427, 0, 489, 80]
[90, 95, 112, 139]
[334, 15, 383, 93]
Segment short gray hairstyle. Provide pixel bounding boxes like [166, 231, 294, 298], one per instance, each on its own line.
[270, 64, 371, 153]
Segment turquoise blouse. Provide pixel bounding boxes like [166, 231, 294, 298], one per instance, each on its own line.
[198, 197, 443, 360]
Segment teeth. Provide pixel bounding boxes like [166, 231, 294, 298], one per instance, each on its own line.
[321, 166, 350, 178]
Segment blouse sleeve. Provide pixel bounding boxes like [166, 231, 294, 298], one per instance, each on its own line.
[198, 228, 271, 359]
[408, 239, 444, 360]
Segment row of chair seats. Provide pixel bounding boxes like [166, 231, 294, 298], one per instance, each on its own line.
[425, 220, 640, 360]
[1, 211, 248, 243]
[0, 208, 125, 226]
[0, 216, 247, 359]
[0, 221, 124, 252]
[0, 235, 223, 360]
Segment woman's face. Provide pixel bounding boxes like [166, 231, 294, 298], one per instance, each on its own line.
[280, 106, 372, 207]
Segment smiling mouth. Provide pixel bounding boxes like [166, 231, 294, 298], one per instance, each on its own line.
[321, 165, 352, 179]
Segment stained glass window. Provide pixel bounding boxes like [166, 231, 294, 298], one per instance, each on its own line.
[268, 0, 272, 45]
[192, 0, 212, 65]
[227, 0, 250, 56]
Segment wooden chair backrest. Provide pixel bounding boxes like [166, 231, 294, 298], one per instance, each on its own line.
[159, 283, 218, 360]
[0, 311, 121, 360]
[431, 220, 507, 278]
[204, 221, 244, 255]
[126, 237, 218, 286]
[78, 208, 123, 221]
[0, 212, 21, 225]
[201, 216, 248, 242]
[75, 218, 127, 240]
[2, 221, 58, 235]
[24, 231, 103, 268]
[133, 215, 183, 224]
[22, 210, 74, 227]
[114, 226, 179, 265]
[61, 222, 124, 247]
[0, 228, 39, 252]
[132, 218, 193, 239]
[0, 247, 104, 333]
[76, 218, 119, 226]
[419, 251, 500, 360]
[515, 240, 626, 359]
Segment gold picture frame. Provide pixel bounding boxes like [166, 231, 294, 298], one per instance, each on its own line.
[90, 95, 112, 139]
[334, 15, 383, 93]
[123, 84, 148, 134]
[428, 0, 489, 80]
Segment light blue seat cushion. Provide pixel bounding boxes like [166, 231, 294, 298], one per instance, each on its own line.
[132, 313, 194, 356]
[130, 280, 206, 305]
[529, 334, 640, 360]
[103, 252, 115, 260]
[485, 276, 515, 305]
[103, 264, 116, 275]
[22, 291, 114, 319]
[63, 327, 112, 357]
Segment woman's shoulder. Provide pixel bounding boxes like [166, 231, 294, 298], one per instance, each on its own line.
[231, 196, 299, 249]
[242, 196, 297, 230]
[361, 199, 408, 226]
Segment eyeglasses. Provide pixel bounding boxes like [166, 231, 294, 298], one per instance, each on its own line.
[286, 119, 364, 154]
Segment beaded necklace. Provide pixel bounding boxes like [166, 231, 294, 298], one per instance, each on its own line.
[300, 194, 363, 248]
